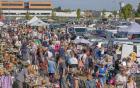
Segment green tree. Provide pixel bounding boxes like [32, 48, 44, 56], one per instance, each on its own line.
[51, 10, 56, 19]
[101, 9, 106, 18]
[113, 10, 117, 18]
[108, 14, 113, 18]
[121, 4, 133, 19]
[54, 6, 62, 12]
[135, 3, 140, 17]
[76, 9, 81, 20]
[63, 9, 72, 12]
[137, 3, 140, 13]
[0, 10, 2, 20]
[25, 11, 31, 20]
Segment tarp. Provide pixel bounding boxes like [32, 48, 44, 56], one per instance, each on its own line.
[127, 22, 140, 34]
[74, 39, 91, 44]
[0, 22, 4, 27]
[118, 22, 140, 34]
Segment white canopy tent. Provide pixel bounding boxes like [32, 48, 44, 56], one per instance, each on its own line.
[27, 16, 49, 26]
[27, 16, 39, 25]
[30, 20, 49, 26]
[74, 38, 92, 45]
[0, 22, 4, 27]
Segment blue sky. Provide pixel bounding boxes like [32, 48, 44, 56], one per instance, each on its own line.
[25, 0, 139, 10]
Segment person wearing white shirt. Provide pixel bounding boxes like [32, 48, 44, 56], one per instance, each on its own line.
[68, 57, 78, 65]
[115, 68, 127, 88]
[68, 52, 78, 71]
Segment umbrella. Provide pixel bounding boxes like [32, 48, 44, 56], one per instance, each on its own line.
[74, 39, 91, 44]
[118, 22, 140, 34]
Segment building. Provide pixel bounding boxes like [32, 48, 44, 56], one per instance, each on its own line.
[101, 11, 114, 18]
[0, 0, 52, 18]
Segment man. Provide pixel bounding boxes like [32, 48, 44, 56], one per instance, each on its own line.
[48, 58, 56, 83]
[20, 43, 30, 61]
[115, 67, 127, 88]
[86, 73, 96, 88]
[58, 56, 66, 88]
[15, 67, 28, 88]
[44, 47, 53, 60]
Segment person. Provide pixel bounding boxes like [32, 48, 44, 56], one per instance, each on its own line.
[59, 45, 65, 58]
[29, 41, 38, 65]
[48, 58, 56, 83]
[115, 67, 127, 88]
[86, 73, 96, 88]
[97, 63, 107, 88]
[84, 49, 93, 73]
[15, 66, 28, 88]
[0, 68, 4, 88]
[130, 52, 137, 62]
[57, 56, 66, 88]
[44, 47, 53, 60]
[114, 59, 121, 74]
[73, 73, 79, 88]
[66, 71, 74, 88]
[68, 52, 78, 72]
[126, 75, 137, 88]
[0, 70, 13, 88]
[94, 44, 102, 60]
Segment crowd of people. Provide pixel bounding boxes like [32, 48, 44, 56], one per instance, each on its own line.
[0, 25, 139, 88]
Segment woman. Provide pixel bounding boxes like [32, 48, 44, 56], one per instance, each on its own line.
[127, 75, 137, 88]
[68, 52, 78, 72]
[36, 47, 44, 64]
